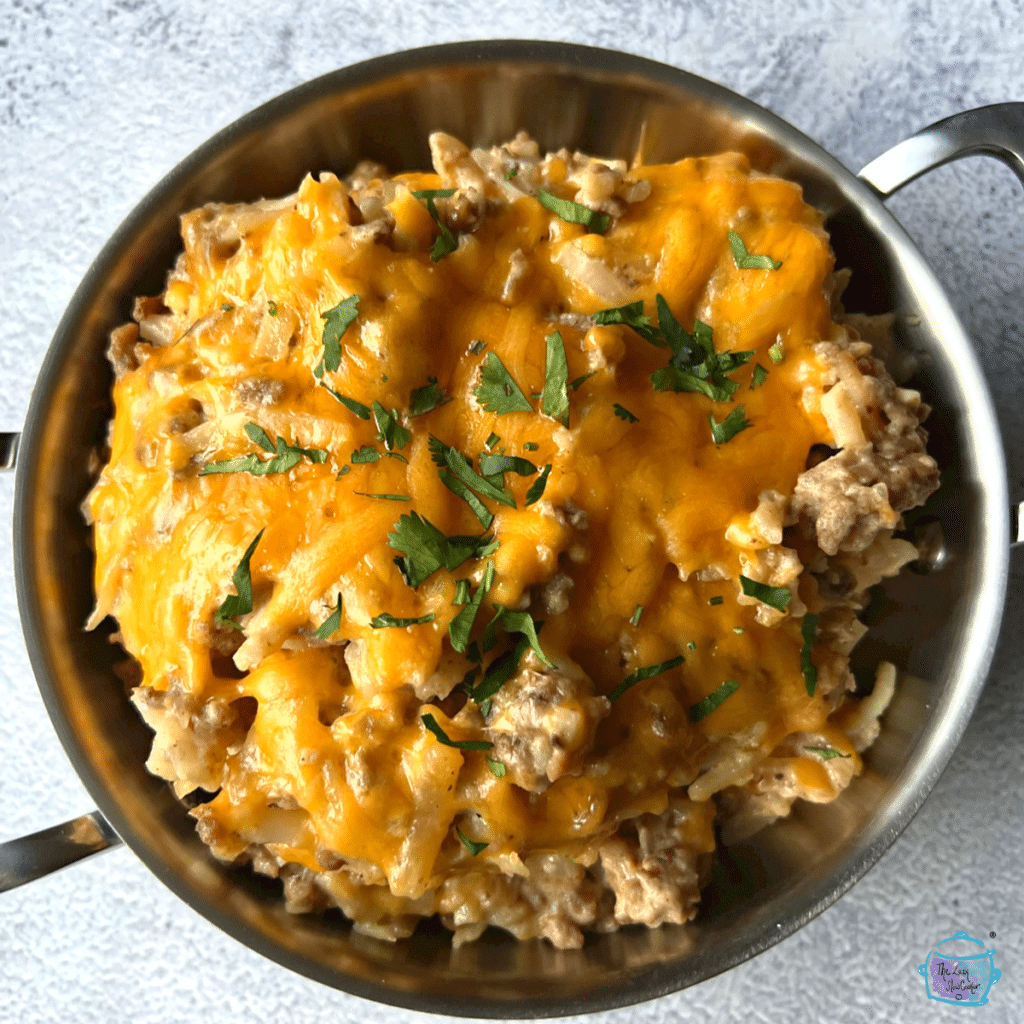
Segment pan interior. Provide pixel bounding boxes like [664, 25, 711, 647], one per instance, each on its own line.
[14, 41, 1008, 1017]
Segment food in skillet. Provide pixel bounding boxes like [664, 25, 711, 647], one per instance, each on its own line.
[85, 131, 939, 947]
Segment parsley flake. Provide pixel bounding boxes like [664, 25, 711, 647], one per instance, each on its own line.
[739, 575, 792, 613]
[321, 386, 372, 420]
[593, 301, 665, 347]
[336, 466, 350, 478]
[214, 530, 264, 630]
[614, 403, 639, 424]
[485, 432, 500, 450]
[371, 612, 435, 628]
[473, 352, 533, 415]
[478, 453, 538, 477]
[801, 612, 820, 696]
[688, 679, 739, 722]
[804, 745, 851, 760]
[569, 371, 597, 390]
[453, 579, 471, 605]
[267, 300, 279, 316]
[728, 231, 782, 270]
[314, 595, 342, 640]
[750, 364, 769, 389]
[709, 405, 752, 444]
[221, 303, 234, 312]
[411, 189, 459, 261]
[708, 596, 724, 606]
[372, 402, 410, 452]
[409, 377, 451, 417]
[484, 606, 552, 667]
[354, 492, 411, 501]
[537, 189, 611, 233]
[486, 757, 507, 777]
[468, 339, 486, 355]
[525, 464, 552, 505]
[449, 561, 496, 653]
[630, 605, 643, 626]
[430, 437, 515, 508]
[388, 511, 496, 589]
[609, 655, 685, 703]
[541, 331, 570, 427]
[201, 426, 327, 476]
[455, 825, 489, 856]
[351, 446, 379, 464]
[523, 441, 539, 451]
[438, 468, 495, 530]
[504, 165, 519, 181]
[769, 340, 785, 364]
[421, 712, 492, 751]
[315, 294, 360, 379]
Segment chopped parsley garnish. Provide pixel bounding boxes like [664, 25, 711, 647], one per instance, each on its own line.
[370, 612, 435, 628]
[468, 339, 486, 355]
[351, 446, 380, 464]
[523, 441, 539, 451]
[321, 386, 372, 420]
[525, 464, 552, 505]
[504, 165, 519, 180]
[430, 437, 516, 508]
[805, 745, 851, 760]
[649, 295, 754, 402]
[315, 294, 360, 379]
[728, 231, 783, 270]
[708, 596, 724, 606]
[593, 301, 665, 347]
[221, 303, 234, 312]
[372, 402, 411, 452]
[687, 640, 697, 650]
[388, 511, 497, 589]
[536, 189, 611, 234]
[411, 189, 459, 261]
[214, 529, 264, 630]
[313, 595, 342, 640]
[469, 644, 524, 703]
[421, 712, 492, 750]
[609, 655, 685, 703]
[733, 627, 745, 634]
[449, 561, 496, 653]
[478, 453, 538, 477]
[409, 377, 451, 417]
[473, 352, 533, 415]
[688, 679, 739, 722]
[354, 492, 411, 501]
[267, 300, 279, 316]
[569, 371, 597, 390]
[200, 425, 327, 476]
[486, 757, 507, 777]
[453, 579, 472, 605]
[708, 405, 752, 444]
[455, 825, 488, 856]
[769, 340, 785, 364]
[483, 606, 552, 667]
[438, 468, 495, 530]
[614, 403, 639, 424]
[630, 605, 643, 626]
[750, 364, 769, 389]
[485, 432, 500, 450]
[739, 575, 792, 613]
[801, 612, 820, 696]
[541, 331, 570, 427]
[336, 466, 350, 478]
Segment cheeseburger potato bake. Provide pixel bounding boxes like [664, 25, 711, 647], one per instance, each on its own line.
[85, 131, 939, 947]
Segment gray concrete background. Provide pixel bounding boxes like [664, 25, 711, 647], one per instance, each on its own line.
[1, 1, 1021, 1021]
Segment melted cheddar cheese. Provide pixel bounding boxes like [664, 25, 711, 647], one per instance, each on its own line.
[87, 135, 925, 941]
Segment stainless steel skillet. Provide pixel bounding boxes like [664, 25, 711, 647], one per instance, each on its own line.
[1, 39, 1021, 1018]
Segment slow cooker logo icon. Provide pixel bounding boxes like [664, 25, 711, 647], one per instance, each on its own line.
[918, 931, 1001, 1005]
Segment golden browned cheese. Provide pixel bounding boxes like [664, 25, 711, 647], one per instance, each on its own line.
[88, 149, 863, 904]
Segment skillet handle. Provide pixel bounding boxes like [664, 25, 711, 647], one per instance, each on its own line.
[858, 102, 1024, 197]
[0, 811, 122, 892]
[859, 103, 1024, 547]
[0, 433, 122, 890]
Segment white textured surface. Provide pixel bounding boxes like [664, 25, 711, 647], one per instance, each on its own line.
[1, 2, 1022, 1021]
